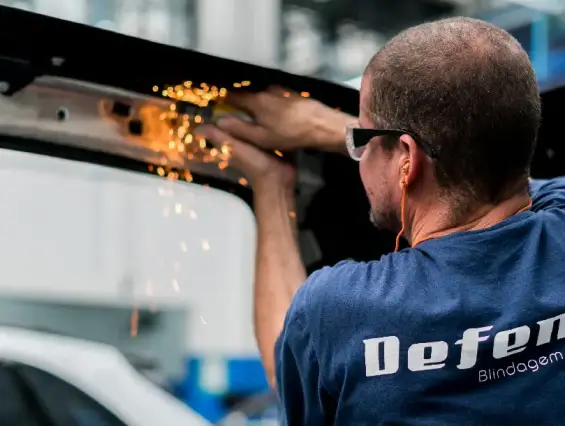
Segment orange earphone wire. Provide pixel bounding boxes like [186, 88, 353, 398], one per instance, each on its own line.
[394, 185, 407, 252]
[394, 165, 409, 252]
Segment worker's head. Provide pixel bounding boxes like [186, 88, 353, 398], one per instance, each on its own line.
[355, 17, 540, 238]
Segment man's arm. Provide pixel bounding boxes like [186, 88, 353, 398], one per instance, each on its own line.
[219, 88, 356, 155]
[197, 91, 353, 385]
[253, 182, 307, 386]
[195, 123, 308, 387]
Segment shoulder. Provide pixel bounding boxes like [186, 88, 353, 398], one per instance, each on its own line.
[281, 255, 416, 392]
[290, 260, 367, 315]
[287, 254, 412, 327]
[530, 177, 565, 211]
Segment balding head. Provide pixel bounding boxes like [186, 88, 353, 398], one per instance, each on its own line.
[362, 17, 540, 207]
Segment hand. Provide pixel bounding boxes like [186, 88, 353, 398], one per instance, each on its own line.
[195, 124, 296, 191]
[217, 86, 355, 153]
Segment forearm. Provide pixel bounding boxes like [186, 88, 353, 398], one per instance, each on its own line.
[311, 109, 357, 155]
[253, 182, 307, 386]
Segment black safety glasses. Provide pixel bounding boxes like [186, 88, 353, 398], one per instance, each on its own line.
[345, 125, 439, 161]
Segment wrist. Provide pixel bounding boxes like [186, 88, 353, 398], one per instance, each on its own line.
[253, 179, 295, 205]
[251, 166, 296, 198]
[253, 180, 295, 221]
[312, 110, 356, 155]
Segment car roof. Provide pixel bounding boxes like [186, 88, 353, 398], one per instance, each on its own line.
[0, 326, 210, 426]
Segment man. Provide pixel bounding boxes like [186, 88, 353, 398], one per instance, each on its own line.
[197, 17, 565, 425]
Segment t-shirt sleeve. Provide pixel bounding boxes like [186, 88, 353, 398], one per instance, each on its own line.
[529, 177, 565, 211]
[274, 269, 331, 426]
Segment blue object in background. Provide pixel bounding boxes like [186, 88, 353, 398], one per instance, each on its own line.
[531, 12, 549, 81]
[538, 50, 565, 91]
[174, 357, 270, 422]
[228, 358, 269, 393]
[174, 358, 224, 422]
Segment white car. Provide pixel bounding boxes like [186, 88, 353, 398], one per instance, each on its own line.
[0, 326, 211, 426]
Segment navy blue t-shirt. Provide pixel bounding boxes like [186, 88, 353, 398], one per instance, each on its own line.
[275, 178, 565, 425]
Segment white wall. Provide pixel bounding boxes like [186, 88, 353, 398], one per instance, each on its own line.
[0, 148, 258, 356]
[196, 0, 281, 67]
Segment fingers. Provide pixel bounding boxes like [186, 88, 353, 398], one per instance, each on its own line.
[194, 124, 295, 188]
[216, 116, 272, 147]
[194, 124, 246, 168]
[194, 124, 265, 170]
[193, 124, 229, 148]
[225, 91, 257, 112]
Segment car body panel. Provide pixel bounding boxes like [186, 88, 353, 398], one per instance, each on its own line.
[0, 326, 211, 425]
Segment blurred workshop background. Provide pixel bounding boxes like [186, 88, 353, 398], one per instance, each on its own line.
[0, 0, 564, 425]
[3, 0, 565, 85]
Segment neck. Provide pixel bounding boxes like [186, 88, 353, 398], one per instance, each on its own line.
[407, 192, 531, 247]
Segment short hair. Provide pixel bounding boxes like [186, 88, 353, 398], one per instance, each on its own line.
[364, 17, 541, 208]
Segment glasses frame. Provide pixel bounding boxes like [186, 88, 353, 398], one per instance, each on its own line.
[345, 127, 439, 161]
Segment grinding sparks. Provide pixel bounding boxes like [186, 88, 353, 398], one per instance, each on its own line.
[149, 81, 317, 187]
[155, 81, 235, 172]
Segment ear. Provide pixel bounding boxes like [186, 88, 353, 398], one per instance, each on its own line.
[398, 134, 421, 187]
